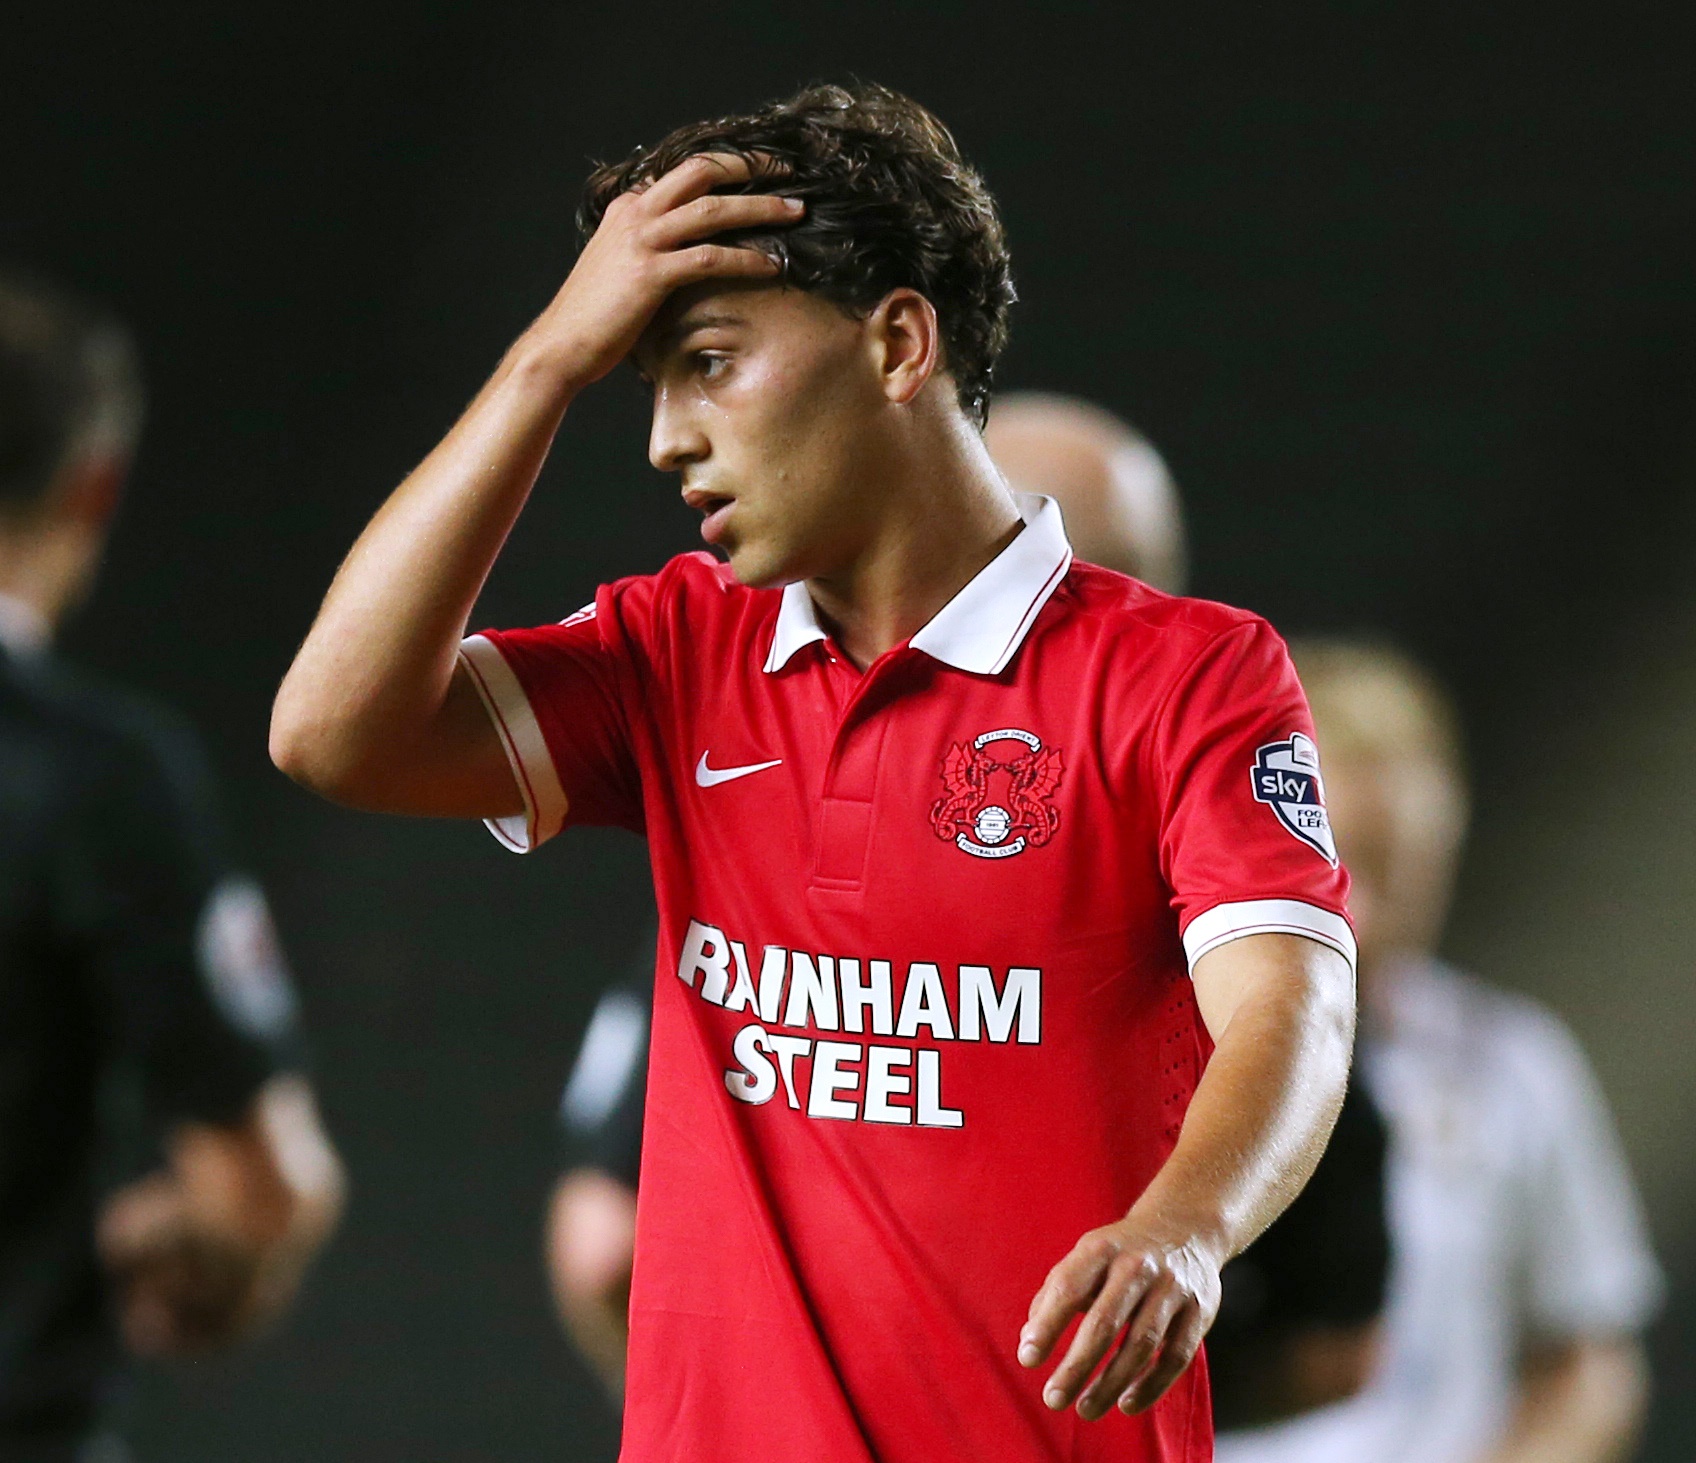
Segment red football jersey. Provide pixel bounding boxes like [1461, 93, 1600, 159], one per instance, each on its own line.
[460, 496, 1352, 1463]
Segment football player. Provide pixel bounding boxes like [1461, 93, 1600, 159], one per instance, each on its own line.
[273, 83, 1356, 1463]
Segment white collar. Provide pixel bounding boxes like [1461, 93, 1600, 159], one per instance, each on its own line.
[763, 493, 1073, 676]
[0, 592, 50, 659]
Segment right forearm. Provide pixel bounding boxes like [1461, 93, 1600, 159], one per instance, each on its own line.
[270, 331, 580, 797]
[272, 153, 799, 809]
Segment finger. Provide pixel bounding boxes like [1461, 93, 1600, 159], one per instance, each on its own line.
[1041, 1259, 1156, 1412]
[661, 243, 785, 287]
[648, 191, 804, 248]
[1019, 1241, 1114, 1366]
[1077, 1278, 1183, 1420]
[641, 151, 782, 212]
[1118, 1300, 1207, 1416]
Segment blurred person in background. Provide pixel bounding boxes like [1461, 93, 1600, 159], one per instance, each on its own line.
[0, 274, 344, 1463]
[544, 393, 1391, 1421]
[1217, 640, 1661, 1463]
[982, 390, 1187, 592]
[546, 946, 649, 1401]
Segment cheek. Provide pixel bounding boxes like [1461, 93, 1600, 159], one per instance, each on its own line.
[729, 357, 866, 477]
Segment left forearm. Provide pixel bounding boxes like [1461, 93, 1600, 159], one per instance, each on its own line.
[1020, 933, 1355, 1419]
[1147, 938, 1355, 1262]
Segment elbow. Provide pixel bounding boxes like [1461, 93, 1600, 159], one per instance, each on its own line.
[267, 711, 315, 789]
[268, 689, 373, 806]
[547, 1170, 638, 1314]
[291, 1141, 349, 1252]
[268, 683, 327, 788]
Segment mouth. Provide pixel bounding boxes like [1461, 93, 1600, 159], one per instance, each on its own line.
[686, 490, 737, 546]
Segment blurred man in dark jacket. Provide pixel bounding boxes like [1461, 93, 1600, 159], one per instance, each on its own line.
[0, 272, 344, 1462]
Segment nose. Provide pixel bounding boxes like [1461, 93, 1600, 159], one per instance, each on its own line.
[648, 382, 711, 474]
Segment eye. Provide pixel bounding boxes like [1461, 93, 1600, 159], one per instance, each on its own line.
[693, 350, 731, 382]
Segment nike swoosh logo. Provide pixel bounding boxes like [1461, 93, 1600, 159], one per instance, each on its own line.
[695, 752, 784, 788]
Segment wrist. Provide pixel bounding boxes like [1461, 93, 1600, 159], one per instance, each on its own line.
[503, 324, 598, 402]
[1121, 1194, 1233, 1272]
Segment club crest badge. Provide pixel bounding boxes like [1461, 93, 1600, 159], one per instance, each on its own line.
[930, 728, 1064, 860]
[1251, 732, 1338, 866]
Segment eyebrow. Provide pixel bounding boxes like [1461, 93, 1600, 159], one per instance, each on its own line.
[659, 310, 747, 351]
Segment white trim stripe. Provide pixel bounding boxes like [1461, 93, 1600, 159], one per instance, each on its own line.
[1181, 898, 1357, 973]
[458, 634, 569, 853]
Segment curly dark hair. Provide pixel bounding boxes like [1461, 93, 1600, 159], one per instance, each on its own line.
[580, 82, 1015, 427]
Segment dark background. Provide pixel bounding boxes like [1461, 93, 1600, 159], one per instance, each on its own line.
[4, 3, 1694, 1458]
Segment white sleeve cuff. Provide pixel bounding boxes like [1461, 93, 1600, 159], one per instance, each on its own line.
[457, 633, 568, 853]
[1182, 899, 1357, 973]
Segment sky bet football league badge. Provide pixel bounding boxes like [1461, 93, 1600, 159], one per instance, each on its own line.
[1251, 731, 1338, 866]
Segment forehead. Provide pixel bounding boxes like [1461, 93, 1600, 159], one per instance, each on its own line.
[633, 281, 857, 369]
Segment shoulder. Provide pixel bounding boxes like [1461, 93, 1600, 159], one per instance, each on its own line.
[603, 550, 776, 625]
[1050, 565, 1297, 744]
[1053, 562, 1277, 668]
[624, 550, 752, 602]
[1059, 561, 1267, 638]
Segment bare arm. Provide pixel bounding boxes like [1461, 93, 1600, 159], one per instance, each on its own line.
[546, 1168, 639, 1400]
[97, 1075, 346, 1355]
[1018, 931, 1355, 1419]
[1474, 1338, 1649, 1463]
[268, 155, 802, 815]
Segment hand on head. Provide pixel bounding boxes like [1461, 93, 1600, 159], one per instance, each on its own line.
[533, 153, 803, 392]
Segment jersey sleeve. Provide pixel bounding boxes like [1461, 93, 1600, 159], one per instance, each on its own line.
[459, 573, 661, 851]
[1511, 1007, 1663, 1340]
[1152, 618, 1355, 972]
[62, 713, 301, 1128]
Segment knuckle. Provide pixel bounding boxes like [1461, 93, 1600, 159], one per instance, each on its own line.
[1083, 1231, 1119, 1264]
[1108, 1250, 1155, 1285]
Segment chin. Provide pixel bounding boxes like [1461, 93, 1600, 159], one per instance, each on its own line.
[723, 539, 795, 591]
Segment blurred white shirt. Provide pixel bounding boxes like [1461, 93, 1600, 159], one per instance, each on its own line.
[1217, 957, 1662, 1463]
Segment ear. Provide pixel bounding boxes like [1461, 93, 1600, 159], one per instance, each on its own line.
[867, 288, 941, 408]
[48, 452, 127, 531]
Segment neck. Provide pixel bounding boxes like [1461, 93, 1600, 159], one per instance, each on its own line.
[806, 414, 1021, 669]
